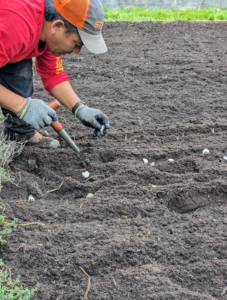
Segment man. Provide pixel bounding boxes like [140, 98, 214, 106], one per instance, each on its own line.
[0, 0, 110, 148]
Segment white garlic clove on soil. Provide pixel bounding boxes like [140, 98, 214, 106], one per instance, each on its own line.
[86, 193, 94, 199]
[202, 148, 210, 155]
[143, 158, 148, 164]
[28, 195, 35, 202]
[168, 158, 175, 163]
[82, 171, 90, 178]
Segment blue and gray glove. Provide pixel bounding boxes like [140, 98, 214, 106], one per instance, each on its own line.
[17, 97, 57, 129]
[73, 101, 110, 137]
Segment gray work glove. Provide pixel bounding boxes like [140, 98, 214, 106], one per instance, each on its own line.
[75, 105, 110, 137]
[17, 97, 57, 130]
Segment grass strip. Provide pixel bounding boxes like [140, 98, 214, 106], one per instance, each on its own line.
[104, 7, 227, 21]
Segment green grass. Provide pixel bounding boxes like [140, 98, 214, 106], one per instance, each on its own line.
[104, 7, 227, 21]
[0, 259, 39, 300]
[0, 207, 18, 245]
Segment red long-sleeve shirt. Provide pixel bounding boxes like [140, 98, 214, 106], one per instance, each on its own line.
[0, 0, 69, 93]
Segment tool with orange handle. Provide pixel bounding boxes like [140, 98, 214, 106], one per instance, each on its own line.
[48, 100, 80, 153]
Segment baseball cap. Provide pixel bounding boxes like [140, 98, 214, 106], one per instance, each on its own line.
[53, 0, 108, 54]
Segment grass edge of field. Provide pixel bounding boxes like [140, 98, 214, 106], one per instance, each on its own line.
[104, 7, 227, 21]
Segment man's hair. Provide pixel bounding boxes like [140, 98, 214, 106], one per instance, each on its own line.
[45, 0, 78, 35]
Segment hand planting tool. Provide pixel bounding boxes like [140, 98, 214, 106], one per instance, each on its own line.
[48, 99, 80, 153]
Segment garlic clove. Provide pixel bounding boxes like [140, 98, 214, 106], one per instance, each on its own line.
[143, 158, 148, 164]
[28, 195, 35, 202]
[202, 148, 210, 155]
[168, 158, 175, 163]
[82, 171, 90, 178]
[86, 193, 94, 199]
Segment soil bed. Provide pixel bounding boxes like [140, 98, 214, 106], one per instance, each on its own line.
[1, 21, 227, 300]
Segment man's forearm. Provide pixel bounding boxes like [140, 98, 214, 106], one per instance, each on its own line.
[51, 81, 85, 111]
[0, 81, 84, 114]
[0, 85, 26, 113]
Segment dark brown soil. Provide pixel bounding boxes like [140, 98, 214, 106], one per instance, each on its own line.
[1, 21, 227, 300]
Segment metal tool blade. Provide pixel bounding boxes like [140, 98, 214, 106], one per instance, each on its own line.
[58, 129, 80, 153]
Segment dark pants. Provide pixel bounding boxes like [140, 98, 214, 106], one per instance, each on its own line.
[0, 59, 36, 141]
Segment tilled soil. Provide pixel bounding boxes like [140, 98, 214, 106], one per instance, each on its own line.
[1, 21, 227, 300]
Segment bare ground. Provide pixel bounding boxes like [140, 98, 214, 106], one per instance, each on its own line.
[1, 21, 227, 300]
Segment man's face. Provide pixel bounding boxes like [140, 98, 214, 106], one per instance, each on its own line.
[46, 21, 83, 57]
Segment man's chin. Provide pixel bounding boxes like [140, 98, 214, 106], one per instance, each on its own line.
[50, 51, 63, 57]
[52, 52, 70, 57]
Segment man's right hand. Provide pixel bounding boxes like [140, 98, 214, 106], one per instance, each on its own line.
[17, 97, 57, 129]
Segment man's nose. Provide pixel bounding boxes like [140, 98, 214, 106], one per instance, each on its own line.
[73, 47, 82, 54]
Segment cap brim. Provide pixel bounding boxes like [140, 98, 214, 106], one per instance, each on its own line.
[78, 29, 107, 54]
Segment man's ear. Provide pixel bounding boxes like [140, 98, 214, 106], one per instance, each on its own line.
[51, 20, 65, 33]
